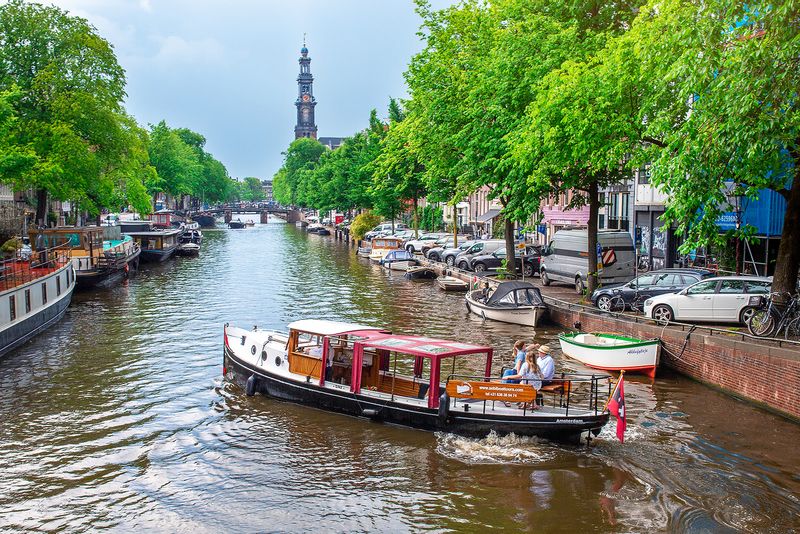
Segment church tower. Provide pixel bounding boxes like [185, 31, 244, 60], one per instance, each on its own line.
[294, 41, 317, 139]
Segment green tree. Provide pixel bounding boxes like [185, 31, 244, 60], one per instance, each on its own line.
[147, 121, 202, 204]
[241, 177, 265, 202]
[275, 137, 325, 206]
[0, 0, 135, 221]
[350, 210, 382, 241]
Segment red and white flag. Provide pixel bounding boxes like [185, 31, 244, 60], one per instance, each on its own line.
[607, 374, 626, 443]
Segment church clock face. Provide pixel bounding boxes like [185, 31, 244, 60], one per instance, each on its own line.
[302, 94, 310, 102]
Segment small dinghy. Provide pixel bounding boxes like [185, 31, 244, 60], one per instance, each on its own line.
[465, 281, 547, 327]
[405, 266, 438, 280]
[357, 246, 372, 258]
[558, 332, 660, 378]
[436, 276, 468, 291]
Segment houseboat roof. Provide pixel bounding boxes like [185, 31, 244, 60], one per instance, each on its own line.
[288, 319, 384, 336]
[357, 335, 491, 360]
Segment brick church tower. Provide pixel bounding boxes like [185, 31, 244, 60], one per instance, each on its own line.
[294, 41, 318, 139]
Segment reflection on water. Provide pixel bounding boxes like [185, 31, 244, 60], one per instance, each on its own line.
[0, 219, 798, 532]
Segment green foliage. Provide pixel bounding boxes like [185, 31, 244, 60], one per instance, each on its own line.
[238, 177, 265, 202]
[419, 205, 443, 232]
[350, 211, 382, 240]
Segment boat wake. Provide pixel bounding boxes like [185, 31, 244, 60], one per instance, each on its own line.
[434, 431, 557, 464]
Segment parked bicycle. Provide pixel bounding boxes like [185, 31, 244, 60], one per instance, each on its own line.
[608, 292, 647, 314]
[747, 291, 800, 339]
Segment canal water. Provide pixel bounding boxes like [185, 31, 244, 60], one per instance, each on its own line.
[0, 219, 798, 532]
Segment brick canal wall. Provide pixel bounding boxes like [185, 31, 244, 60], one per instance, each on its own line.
[419, 259, 800, 422]
[545, 299, 800, 422]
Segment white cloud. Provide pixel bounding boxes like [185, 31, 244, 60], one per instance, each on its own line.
[138, 0, 152, 12]
[152, 35, 224, 66]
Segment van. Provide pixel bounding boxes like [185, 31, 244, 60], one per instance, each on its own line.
[454, 240, 506, 270]
[540, 229, 635, 293]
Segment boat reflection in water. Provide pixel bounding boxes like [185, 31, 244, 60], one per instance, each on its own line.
[223, 319, 611, 442]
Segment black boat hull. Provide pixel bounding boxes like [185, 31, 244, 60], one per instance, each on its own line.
[194, 215, 217, 228]
[0, 284, 73, 358]
[224, 347, 608, 442]
[75, 250, 141, 290]
[140, 245, 178, 263]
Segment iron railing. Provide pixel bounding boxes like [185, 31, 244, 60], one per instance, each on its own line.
[0, 243, 71, 292]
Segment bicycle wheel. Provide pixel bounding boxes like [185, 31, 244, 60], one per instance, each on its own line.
[747, 309, 776, 337]
[609, 295, 626, 312]
[784, 315, 800, 340]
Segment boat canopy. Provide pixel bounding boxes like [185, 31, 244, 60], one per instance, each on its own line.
[356, 334, 491, 362]
[486, 281, 544, 307]
[382, 249, 414, 261]
[288, 319, 384, 337]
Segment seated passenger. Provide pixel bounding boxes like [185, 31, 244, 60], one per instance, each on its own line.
[501, 340, 527, 383]
[536, 345, 555, 384]
[307, 345, 323, 358]
[503, 352, 543, 409]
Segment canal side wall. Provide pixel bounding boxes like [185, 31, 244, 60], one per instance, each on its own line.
[418, 258, 800, 422]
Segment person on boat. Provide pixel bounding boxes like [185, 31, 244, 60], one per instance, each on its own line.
[537, 345, 555, 384]
[501, 340, 527, 383]
[503, 352, 543, 409]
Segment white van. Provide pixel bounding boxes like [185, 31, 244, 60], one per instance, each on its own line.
[540, 229, 635, 293]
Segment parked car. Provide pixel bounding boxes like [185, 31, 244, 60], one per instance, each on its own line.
[436, 240, 478, 266]
[470, 246, 541, 277]
[365, 222, 409, 240]
[540, 229, 635, 294]
[591, 268, 715, 311]
[404, 233, 448, 253]
[642, 276, 772, 324]
[421, 235, 468, 256]
[454, 240, 506, 271]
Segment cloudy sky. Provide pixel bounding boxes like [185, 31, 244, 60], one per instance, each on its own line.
[45, 0, 453, 180]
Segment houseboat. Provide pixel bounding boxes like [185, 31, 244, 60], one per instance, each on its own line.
[148, 209, 185, 229]
[0, 245, 75, 358]
[193, 214, 217, 228]
[30, 226, 140, 289]
[223, 319, 611, 442]
[120, 221, 182, 262]
[368, 237, 405, 263]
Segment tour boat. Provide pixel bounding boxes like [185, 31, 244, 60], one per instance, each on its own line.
[558, 332, 661, 378]
[465, 280, 547, 327]
[223, 319, 611, 442]
[0, 245, 75, 358]
[379, 249, 418, 271]
[228, 219, 246, 229]
[368, 237, 405, 263]
[31, 226, 140, 289]
[405, 266, 438, 280]
[436, 275, 469, 291]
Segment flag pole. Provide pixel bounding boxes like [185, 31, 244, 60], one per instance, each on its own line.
[602, 369, 625, 412]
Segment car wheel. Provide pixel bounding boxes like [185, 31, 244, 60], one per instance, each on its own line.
[445, 256, 455, 266]
[406, 245, 415, 253]
[652, 304, 673, 324]
[522, 262, 534, 277]
[474, 263, 486, 273]
[739, 306, 756, 325]
[458, 261, 470, 271]
[575, 276, 585, 294]
[597, 295, 613, 312]
[541, 268, 551, 286]
[429, 252, 440, 262]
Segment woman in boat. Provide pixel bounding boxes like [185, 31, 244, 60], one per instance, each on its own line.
[501, 340, 527, 383]
[504, 351, 543, 409]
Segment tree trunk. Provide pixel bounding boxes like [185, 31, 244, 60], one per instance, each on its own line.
[504, 215, 516, 277]
[35, 188, 48, 226]
[587, 181, 600, 297]
[771, 152, 800, 296]
[453, 204, 458, 248]
[413, 196, 419, 239]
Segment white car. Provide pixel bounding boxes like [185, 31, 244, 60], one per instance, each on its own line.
[643, 276, 771, 324]
[404, 233, 448, 253]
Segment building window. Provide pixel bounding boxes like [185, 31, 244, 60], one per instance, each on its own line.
[9, 295, 15, 321]
[639, 165, 651, 185]
[56, 275, 61, 296]
[24, 289, 31, 313]
[620, 192, 630, 231]
[42, 283, 47, 304]
[599, 214, 605, 229]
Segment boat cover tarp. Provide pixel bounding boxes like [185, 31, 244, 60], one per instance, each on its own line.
[383, 249, 415, 261]
[485, 281, 544, 307]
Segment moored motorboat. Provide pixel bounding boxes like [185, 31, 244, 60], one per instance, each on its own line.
[223, 319, 611, 442]
[244, 220, 255, 227]
[405, 266, 438, 280]
[177, 229, 202, 257]
[0, 244, 75, 358]
[356, 246, 372, 258]
[379, 249, 418, 271]
[558, 332, 660, 378]
[436, 275, 469, 291]
[465, 280, 547, 327]
[368, 237, 404, 263]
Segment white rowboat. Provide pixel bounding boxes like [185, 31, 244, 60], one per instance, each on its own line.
[558, 332, 660, 378]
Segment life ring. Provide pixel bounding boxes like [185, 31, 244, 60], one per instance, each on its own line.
[245, 374, 258, 396]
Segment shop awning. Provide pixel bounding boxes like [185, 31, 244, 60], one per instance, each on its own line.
[476, 208, 501, 223]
